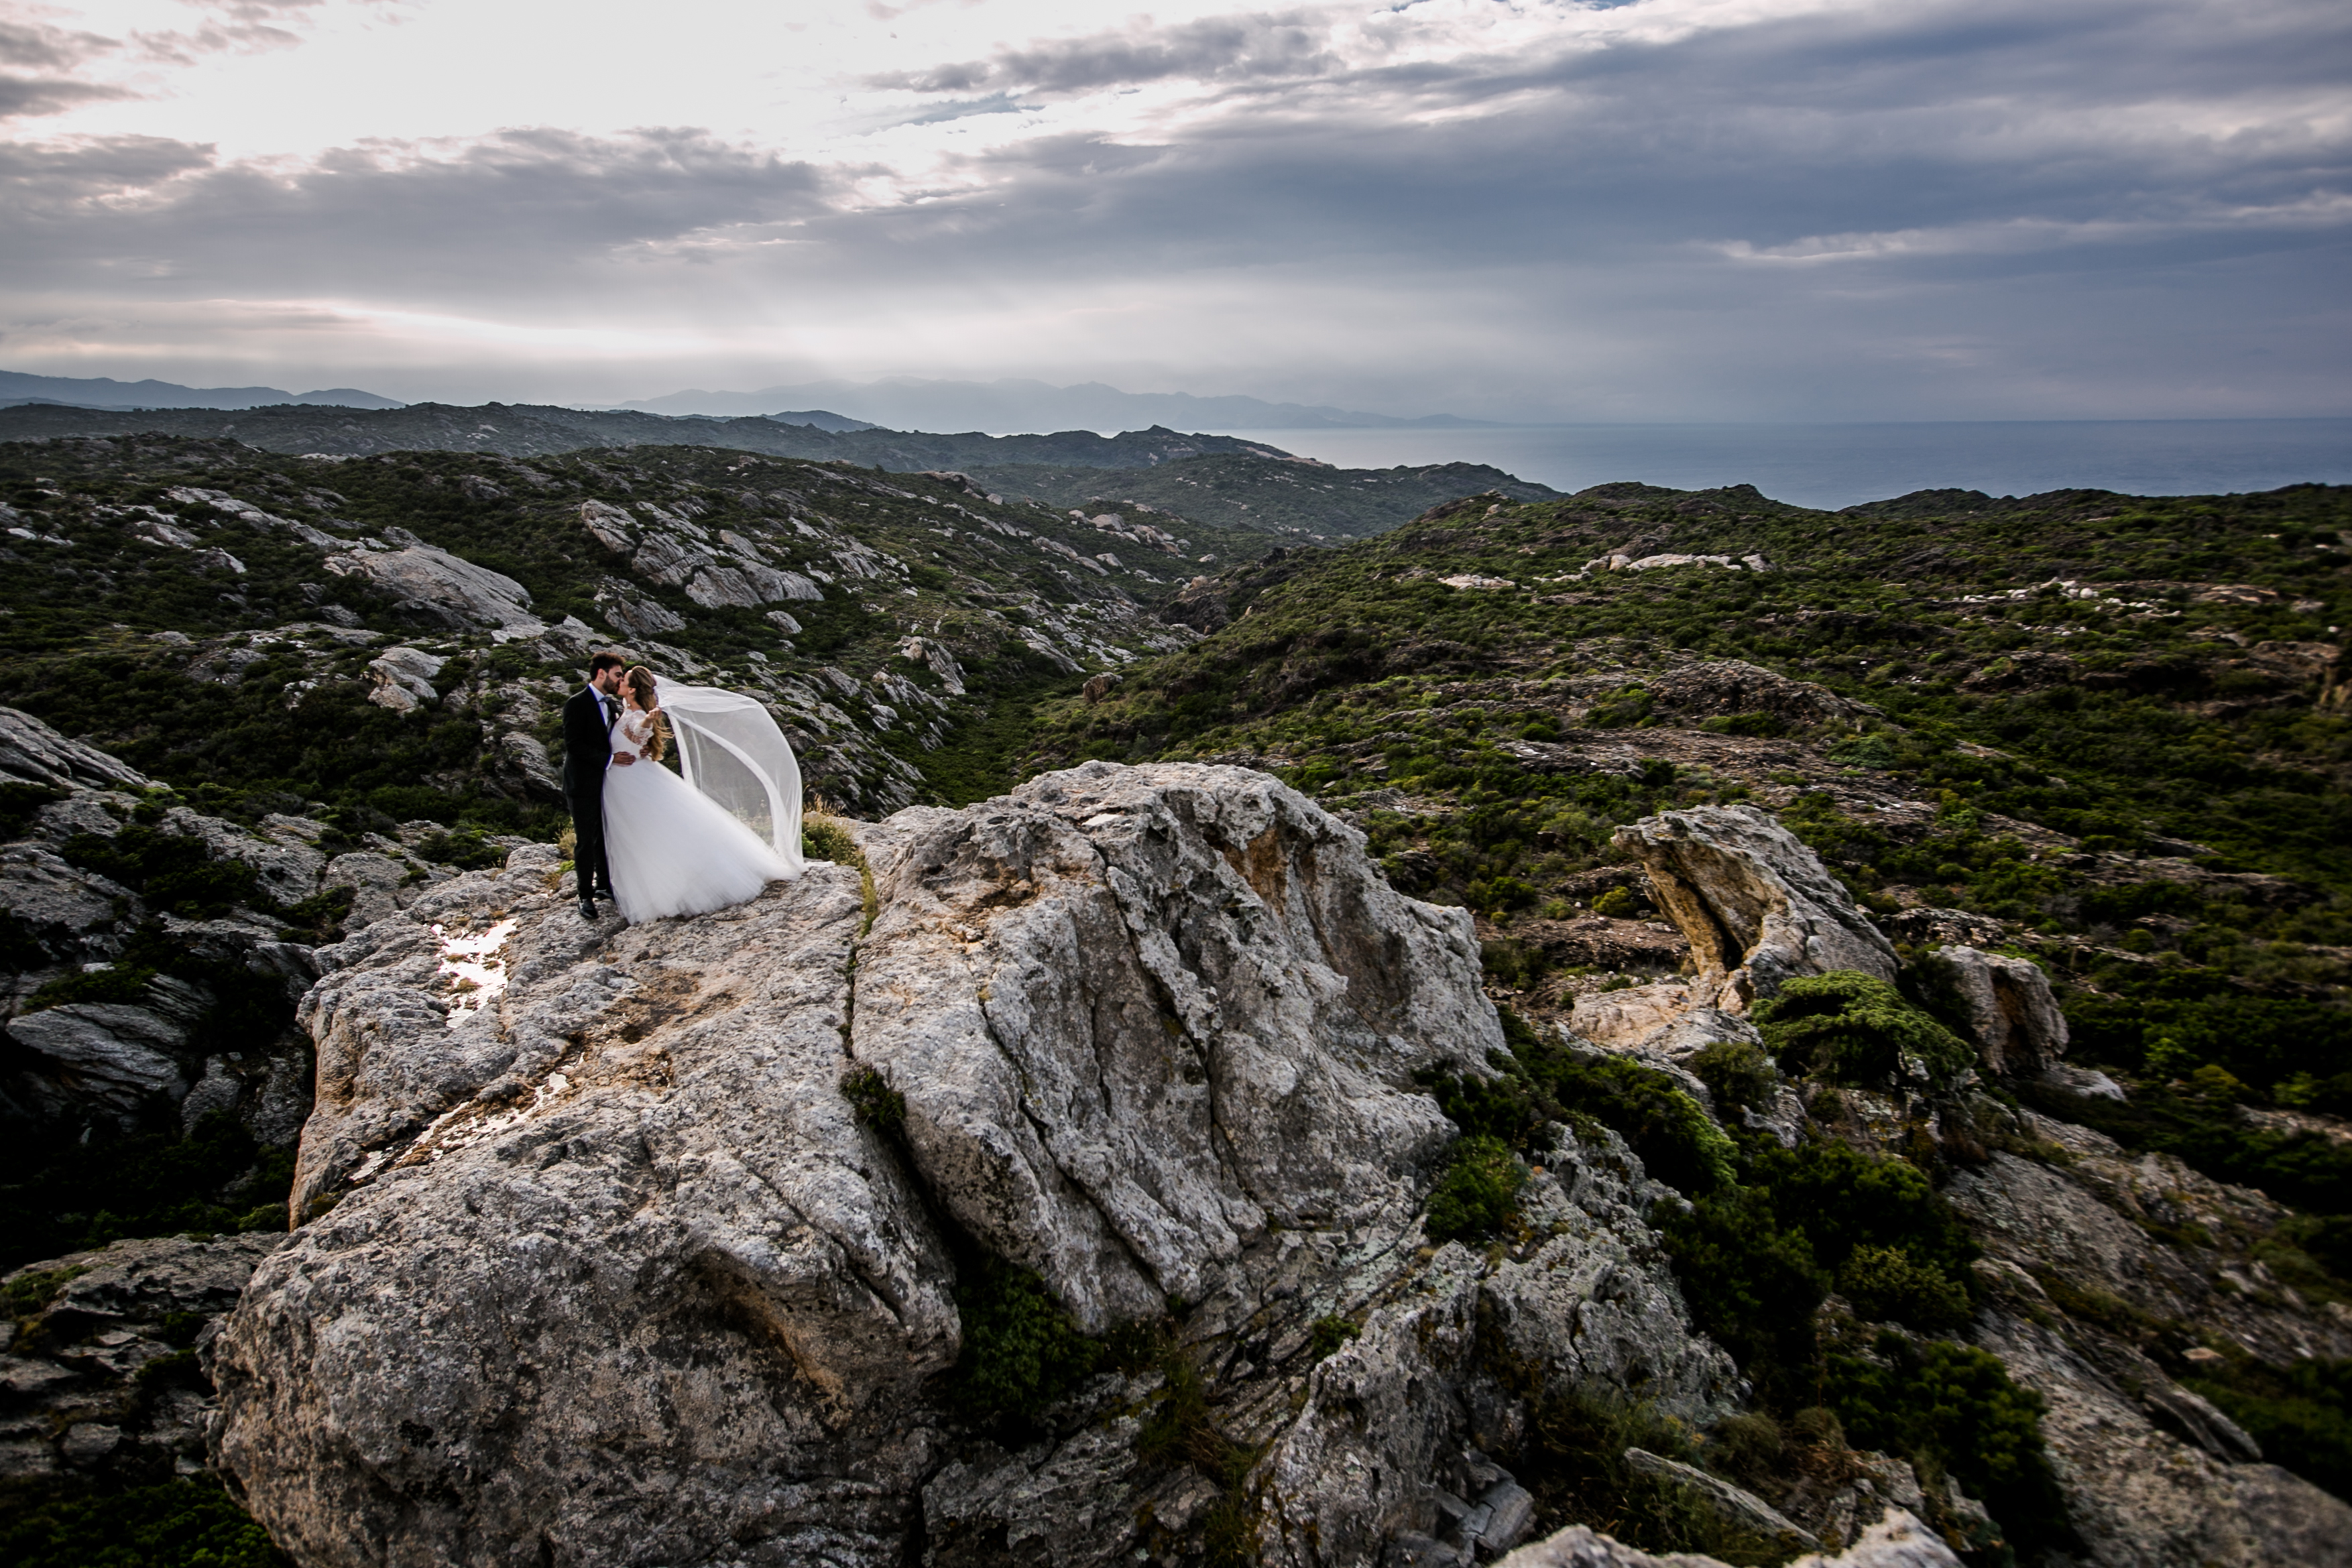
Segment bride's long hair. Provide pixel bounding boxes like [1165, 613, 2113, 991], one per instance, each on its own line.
[624, 666, 672, 762]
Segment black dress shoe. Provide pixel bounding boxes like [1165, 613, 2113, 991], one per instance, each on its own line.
[578, 896, 599, 920]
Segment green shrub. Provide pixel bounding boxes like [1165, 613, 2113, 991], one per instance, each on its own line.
[1426, 1009, 1737, 1197]
[2017, 1076, 2352, 1215]
[1826, 1333, 2072, 1557]
[1754, 972, 1975, 1091]
[1548, 1055, 1736, 1196]
[1706, 1410, 1787, 1492]
[1592, 886, 1639, 918]
[1663, 1181, 1832, 1375]
[133, 1346, 204, 1392]
[1514, 1385, 1794, 1567]
[0, 1110, 292, 1274]
[1, 1264, 88, 1316]
[1584, 687, 1654, 729]
[60, 827, 262, 918]
[1307, 1313, 1361, 1362]
[1663, 1140, 1978, 1386]
[0, 1477, 288, 1568]
[801, 817, 861, 863]
[2062, 985, 2352, 1101]
[2184, 1355, 2352, 1501]
[1137, 1354, 1254, 1484]
[1690, 1037, 1777, 1114]
[414, 827, 506, 871]
[1423, 1134, 1528, 1244]
[1838, 1244, 1974, 1332]
[839, 1065, 904, 1132]
[23, 964, 157, 1012]
[275, 884, 354, 944]
[1827, 733, 1898, 770]
[1481, 937, 1547, 991]
[947, 1255, 1100, 1422]
[0, 781, 63, 840]
[2282, 1214, 2352, 1278]
[1699, 713, 1788, 739]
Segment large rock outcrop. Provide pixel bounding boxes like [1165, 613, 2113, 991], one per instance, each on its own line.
[1255, 1128, 1738, 1566]
[223, 849, 960, 1567]
[852, 764, 1499, 1329]
[323, 530, 546, 641]
[1931, 944, 2068, 1075]
[0, 705, 153, 791]
[1572, 804, 1895, 1056]
[210, 762, 1741, 1568]
[1612, 805, 1896, 1012]
[1946, 1118, 2352, 1563]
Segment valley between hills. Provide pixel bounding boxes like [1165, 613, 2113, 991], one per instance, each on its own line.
[0, 425, 2347, 1568]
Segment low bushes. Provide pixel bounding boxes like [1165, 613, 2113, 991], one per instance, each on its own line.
[1511, 1384, 1796, 1568]
[945, 1255, 1100, 1424]
[1753, 972, 1975, 1092]
[1423, 1134, 1528, 1244]
[0, 1477, 287, 1568]
[60, 826, 262, 920]
[1424, 1006, 1737, 1200]
[1826, 1333, 2072, 1556]
[0, 1110, 292, 1273]
[2183, 1355, 2352, 1502]
[1659, 1140, 2072, 1556]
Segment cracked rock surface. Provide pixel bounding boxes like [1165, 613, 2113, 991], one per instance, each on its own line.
[211, 763, 1733, 1568]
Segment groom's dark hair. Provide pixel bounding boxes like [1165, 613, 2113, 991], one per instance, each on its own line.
[589, 652, 626, 676]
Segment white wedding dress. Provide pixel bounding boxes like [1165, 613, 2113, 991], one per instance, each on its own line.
[602, 704, 799, 923]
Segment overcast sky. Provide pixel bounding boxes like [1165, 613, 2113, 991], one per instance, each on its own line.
[2, 0, 2347, 422]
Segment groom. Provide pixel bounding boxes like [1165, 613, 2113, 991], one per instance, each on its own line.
[561, 652, 638, 920]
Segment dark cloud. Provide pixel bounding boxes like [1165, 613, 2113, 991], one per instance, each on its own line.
[0, 18, 129, 120]
[866, 0, 2352, 274]
[0, 126, 829, 298]
[876, 13, 1337, 94]
[3, 0, 2345, 418]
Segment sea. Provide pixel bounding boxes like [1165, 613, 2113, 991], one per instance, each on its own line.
[1195, 419, 2352, 513]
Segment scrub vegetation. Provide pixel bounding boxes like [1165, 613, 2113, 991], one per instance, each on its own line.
[3, 431, 2347, 1561]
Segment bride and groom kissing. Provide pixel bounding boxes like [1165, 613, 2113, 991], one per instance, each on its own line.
[561, 652, 805, 924]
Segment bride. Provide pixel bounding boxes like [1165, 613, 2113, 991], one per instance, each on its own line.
[602, 666, 804, 923]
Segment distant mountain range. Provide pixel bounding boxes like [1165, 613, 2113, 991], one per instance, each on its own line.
[1, 369, 1491, 432]
[752, 410, 879, 433]
[0, 399, 1295, 471]
[614, 377, 1496, 432]
[0, 398, 1562, 544]
[0, 371, 406, 411]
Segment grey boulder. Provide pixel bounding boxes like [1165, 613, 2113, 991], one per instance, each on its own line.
[0, 703, 152, 790]
[1494, 1508, 1960, 1568]
[1930, 944, 2068, 1075]
[5, 1002, 192, 1128]
[850, 761, 1500, 1329]
[326, 539, 545, 641]
[1612, 804, 1896, 1012]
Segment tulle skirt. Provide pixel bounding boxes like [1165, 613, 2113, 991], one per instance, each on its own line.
[602, 754, 795, 923]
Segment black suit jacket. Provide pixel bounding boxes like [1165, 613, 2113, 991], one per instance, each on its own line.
[561, 686, 615, 810]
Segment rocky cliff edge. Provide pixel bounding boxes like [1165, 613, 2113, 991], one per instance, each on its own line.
[211, 762, 1758, 1567]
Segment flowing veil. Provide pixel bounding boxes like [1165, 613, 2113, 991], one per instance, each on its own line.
[656, 684, 807, 876]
